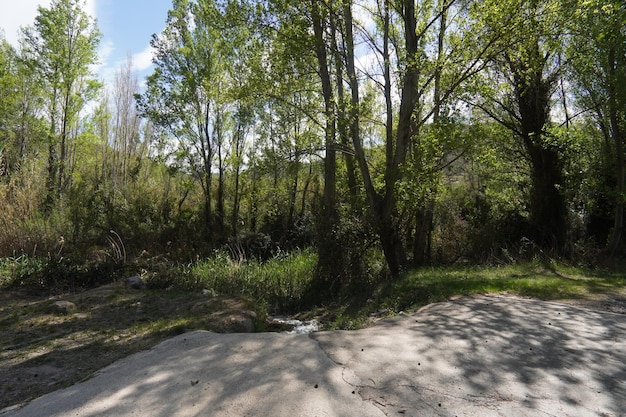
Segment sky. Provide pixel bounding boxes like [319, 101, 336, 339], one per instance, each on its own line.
[0, 0, 173, 86]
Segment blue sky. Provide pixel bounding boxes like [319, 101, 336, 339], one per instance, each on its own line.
[0, 0, 172, 86]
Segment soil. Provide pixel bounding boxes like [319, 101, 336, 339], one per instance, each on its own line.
[0, 283, 260, 411]
[1, 282, 625, 413]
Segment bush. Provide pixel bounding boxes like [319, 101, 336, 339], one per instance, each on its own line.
[0, 161, 67, 257]
[144, 249, 318, 313]
[1, 255, 120, 294]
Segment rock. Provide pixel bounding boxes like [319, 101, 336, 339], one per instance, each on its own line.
[202, 288, 217, 297]
[212, 310, 257, 333]
[227, 315, 255, 333]
[124, 275, 145, 289]
[49, 301, 76, 315]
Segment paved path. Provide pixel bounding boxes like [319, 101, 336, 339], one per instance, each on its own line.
[3, 295, 625, 416]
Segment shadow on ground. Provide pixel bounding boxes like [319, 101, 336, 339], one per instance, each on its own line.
[0, 284, 257, 410]
[314, 294, 626, 416]
[4, 295, 625, 416]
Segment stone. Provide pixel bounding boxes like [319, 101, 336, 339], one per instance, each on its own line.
[202, 288, 217, 297]
[226, 315, 255, 333]
[49, 301, 76, 315]
[212, 310, 257, 333]
[124, 275, 145, 289]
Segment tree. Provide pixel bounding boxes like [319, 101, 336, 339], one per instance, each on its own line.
[22, 0, 100, 207]
[568, 0, 626, 256]
[111, 54, 142, 190]
[474, 0, 570, 251]
[340, 0, 504, 274]
[138, 0, 223, 239]
[0, 38, 20, 178]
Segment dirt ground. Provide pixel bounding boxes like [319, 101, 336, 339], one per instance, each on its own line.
[0, 283, 261, 411]
[1, 282, 625, 413]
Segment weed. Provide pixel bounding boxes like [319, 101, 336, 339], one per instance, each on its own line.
[185, 249, 317, 313]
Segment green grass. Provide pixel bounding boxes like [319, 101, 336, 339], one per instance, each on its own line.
[184, 248, 318, 312]
[3, 248, 626, 331]
[317, 261, 626, 330]
[378, 261, 626, 313]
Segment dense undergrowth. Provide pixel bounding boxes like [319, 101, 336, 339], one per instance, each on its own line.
[2, 248, 625, 329]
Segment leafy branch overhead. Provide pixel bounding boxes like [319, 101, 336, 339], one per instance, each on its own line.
[0, 0, 624, 292]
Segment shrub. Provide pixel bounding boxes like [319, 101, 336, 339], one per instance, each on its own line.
[1, 254, 120, 294]
[190, 249, 317, 312]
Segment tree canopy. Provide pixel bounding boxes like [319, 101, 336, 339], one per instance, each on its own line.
[1, 0, 625, 294]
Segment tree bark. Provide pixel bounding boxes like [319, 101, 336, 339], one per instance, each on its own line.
[312, 1, 336, 220]
[331, 9, 358, 205]
[231, 119, 245, 237]
[413, 0, 446, 265]
[377, 0, 420, 275]
[606, 46, 624, 256]
[510, 46, 567, 250]
[311, 0, 343, 294]
[216, 108, 225, 239]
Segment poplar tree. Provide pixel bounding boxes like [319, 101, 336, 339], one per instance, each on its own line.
[22, 0, 100, 208]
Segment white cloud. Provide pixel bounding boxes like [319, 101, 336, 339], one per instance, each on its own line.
[94, 39, 116, 83]
[98, 39, 115, 63]
[0, 0, 51, 46]
[96, 44, 154, 90]
[85, 0, 97, 20]
[0, 0, 98, 47]
[132, 45, 154, 72]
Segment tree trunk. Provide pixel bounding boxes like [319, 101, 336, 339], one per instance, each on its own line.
[510, 42, 567, 251]
[45, 85, 59, 212]
[376, 0, 420, 275]
[414, 200, 434, 264]
[250, 164, 259, 233]
[231, 124, 243, 236]
[58, 90, 70, 194]
[201, 101, 213, 239]
[331, 10, 358, 206]
[216, 111, 225, 239]
[527, 144, 567, 249]
[288, 149, 300, 228]
[413, 0, 446, 265]
[606, 46, 624, 256]
[204, 171, 212, 238]
[311, 0, 342, 293]
[312, 2, 336, 220]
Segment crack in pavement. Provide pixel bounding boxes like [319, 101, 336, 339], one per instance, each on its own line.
[5, 295, 626, 417]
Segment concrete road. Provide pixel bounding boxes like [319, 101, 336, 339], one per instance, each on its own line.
[3, 295, 625, 416]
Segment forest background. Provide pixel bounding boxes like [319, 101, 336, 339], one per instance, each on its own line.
[0, 0, 625, 309]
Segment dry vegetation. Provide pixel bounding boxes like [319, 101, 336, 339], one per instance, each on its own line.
[0, 283, 259, 410]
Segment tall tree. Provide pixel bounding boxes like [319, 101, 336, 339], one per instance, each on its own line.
[568, 0, 626, 256]
[0, 38, 20, 179]
[111, 54, 142, 189]
[138, 0, 223, 239]
[22, 0, 100, 207]
[475, 0, 569, 251]
[341, 0, 503, 274]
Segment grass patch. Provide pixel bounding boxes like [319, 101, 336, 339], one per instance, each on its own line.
[184, 249, 317, 312]
[315, 261, 626, 330]
[379, 261, 626, 313]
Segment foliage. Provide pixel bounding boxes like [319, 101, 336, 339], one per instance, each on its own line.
[144, 249, 317, 313]
[0, 254, 120, 293]
[22, 0, 101, 204]
[0, 0, 626, 304]
[378, 262, 626, 314]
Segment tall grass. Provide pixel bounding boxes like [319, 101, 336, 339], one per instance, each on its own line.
[0, 161, 67, 257]
[144, 249, 318, 313]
